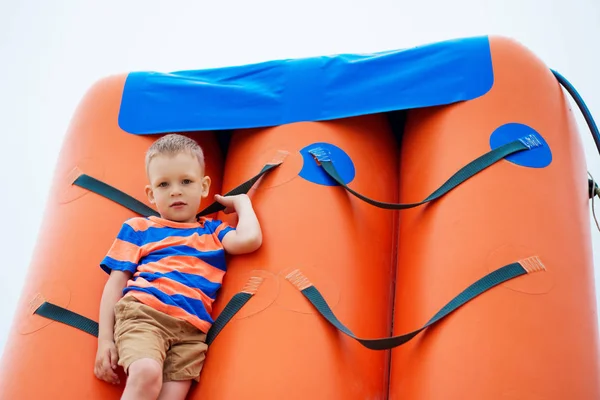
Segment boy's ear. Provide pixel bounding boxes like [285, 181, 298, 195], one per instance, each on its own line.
[145, 185, 155, 204]
[201, 176, 211, 198]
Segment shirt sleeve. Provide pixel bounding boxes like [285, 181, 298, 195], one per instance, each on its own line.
[100, 220, 143, 275]
[208, 219, 236, 243]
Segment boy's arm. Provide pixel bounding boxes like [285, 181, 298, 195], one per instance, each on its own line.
[94, 270, 130, 385]
[98, 270, 130, 341]
[214, 194, 262, 255]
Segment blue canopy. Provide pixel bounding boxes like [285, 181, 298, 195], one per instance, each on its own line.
[118, 36, 493, 134]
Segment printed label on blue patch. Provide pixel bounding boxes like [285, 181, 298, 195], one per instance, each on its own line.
[490, 123, 552, 168]
[308, 147, 332, 162]
[299, 143, 355, 186]
[518, 134, 542, 150]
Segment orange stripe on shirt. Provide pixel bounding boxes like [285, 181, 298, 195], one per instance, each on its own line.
[135, 255, 225, 283]
[214, 222, 231, 238]
[125, 217, 155, 232]
[128, 277, 214, 312]
[139, 232, 217, 256]
[128, 291, 212, 333]
[107, 239, 141, 263]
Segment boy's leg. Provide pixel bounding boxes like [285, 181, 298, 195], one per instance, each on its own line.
[113, 296, 171, 399]
[122, 358, 163, 400]
[162, 326, 208, 394]
[157, 380, 192, 400]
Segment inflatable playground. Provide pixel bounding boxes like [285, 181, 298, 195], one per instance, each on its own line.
[0, 35, 599, 399]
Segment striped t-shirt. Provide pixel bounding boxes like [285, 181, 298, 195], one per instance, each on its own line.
[100, 215, 235, 333]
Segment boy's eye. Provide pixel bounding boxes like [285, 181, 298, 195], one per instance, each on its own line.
[182, 179, 192, 185]
[158, 182, 168, 188]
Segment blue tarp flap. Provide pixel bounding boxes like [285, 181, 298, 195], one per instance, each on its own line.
[118, 36, 493, 134]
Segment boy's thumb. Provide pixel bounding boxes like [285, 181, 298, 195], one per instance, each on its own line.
[110, 348, 118, 368]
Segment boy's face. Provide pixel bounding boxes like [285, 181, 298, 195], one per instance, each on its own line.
[145, 151, 211, 223]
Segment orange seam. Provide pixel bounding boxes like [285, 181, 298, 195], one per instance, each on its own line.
[240, 276, 265, 295]
[67, 166, 83, 185]
[29, 293, 46, 315]
[268, 150, 289, 165]
[285, 269, 313, 290]
[519, 256, 546, 273]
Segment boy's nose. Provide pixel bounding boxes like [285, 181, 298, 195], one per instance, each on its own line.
[170, 186, 182, 196]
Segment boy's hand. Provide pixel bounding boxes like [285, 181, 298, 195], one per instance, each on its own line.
[215, 193, 262, 255]
[94, 339, 120, 385]
[214, 194, 250, 214]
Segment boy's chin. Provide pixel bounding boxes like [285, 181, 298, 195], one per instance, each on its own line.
[161, 210, 196, 223]
[172, 215, 196, 223]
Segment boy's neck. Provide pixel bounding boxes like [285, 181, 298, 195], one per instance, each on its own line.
[149, 215, 201, 228]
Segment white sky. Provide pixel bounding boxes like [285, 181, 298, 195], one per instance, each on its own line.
[0, 0, 599, 357]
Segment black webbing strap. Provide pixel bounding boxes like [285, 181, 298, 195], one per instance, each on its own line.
[589, 177, 599, 199]
[73, 174, 159, 217]
[206, 292, 253, 346]
[196, 161, 283, 219]
[32, 258, 542, 349]
[33, 282, 260, 345]
[204, 276, 263, 345]
[286, 257, 544, 350]
[73, 159, 282, 220]
[34, 301, 99, 337]
[309, 136, 539, 210]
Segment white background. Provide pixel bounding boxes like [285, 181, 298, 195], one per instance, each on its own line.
[0, 0, 599, 357]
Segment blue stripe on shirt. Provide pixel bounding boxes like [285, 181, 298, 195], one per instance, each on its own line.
[100, 256, 138, 275]
[122, 286, 214, 324]
[116, 223, 143, 246]
[217, 226, 235, 242]
[142, 226, 209, 243]
[140, 245, 227, 271]
[119, 219, 233, 246]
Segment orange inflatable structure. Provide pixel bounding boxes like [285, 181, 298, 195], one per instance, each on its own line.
[1, 35, 599, 399]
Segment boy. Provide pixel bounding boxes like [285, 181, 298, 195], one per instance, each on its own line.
[94, 134, 262, 400]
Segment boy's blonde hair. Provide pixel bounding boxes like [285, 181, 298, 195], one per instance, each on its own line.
[145, 134, 205, 173]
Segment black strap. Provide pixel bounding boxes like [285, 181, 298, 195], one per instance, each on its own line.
[589, 177, 599, 199]
[309, 137, 537, 210]
[33, 289, 256, 345]
[73, 174, 159, 217]
[73, 159, 282, 220]
[206, 292, 253, 346]
[31, 259, 540, 349]
[34, 301, 99, 337]
[287, 259, 541, 350]
[196, 161, 282, 219]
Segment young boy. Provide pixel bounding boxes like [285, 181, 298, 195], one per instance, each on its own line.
[94, 134, 262, 400]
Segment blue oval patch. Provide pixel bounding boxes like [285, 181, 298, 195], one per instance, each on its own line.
[490, 123, 552, 168]
[299, 143, 355, 186]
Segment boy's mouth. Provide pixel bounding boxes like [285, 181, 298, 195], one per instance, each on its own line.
[170, 201, 187, 207]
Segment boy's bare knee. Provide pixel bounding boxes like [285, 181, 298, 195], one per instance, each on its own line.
[127, 358, 162, 394]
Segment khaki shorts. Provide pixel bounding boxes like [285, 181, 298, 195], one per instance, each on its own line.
[113, 295, 208, 382]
